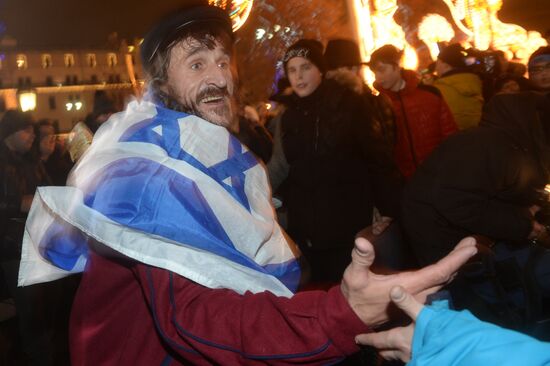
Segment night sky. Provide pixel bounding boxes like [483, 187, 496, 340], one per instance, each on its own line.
[0, 0, 548, 48]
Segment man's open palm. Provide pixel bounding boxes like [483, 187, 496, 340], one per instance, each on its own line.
[341, 235, 477, 327]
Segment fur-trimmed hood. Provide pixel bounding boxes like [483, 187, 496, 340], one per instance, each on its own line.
[325, 68, 366, 95]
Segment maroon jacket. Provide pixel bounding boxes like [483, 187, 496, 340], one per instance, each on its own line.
[70, 249, 369, 365]
[378, 70, 458, 178]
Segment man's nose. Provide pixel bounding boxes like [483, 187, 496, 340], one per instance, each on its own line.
[205, 64, 228, 88]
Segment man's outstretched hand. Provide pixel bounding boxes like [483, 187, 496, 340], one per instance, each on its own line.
[340, 236, 477, 327]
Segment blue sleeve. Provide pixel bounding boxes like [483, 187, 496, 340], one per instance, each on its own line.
[408, 301, 550, 366]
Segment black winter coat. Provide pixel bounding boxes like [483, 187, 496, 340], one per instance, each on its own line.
[280, 79, 402, 250]
[403, 92, 550, 265]
[0, 142, 40, 259]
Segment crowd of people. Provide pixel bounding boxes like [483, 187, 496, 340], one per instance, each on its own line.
[0, 89, 118, 364]
[264, 33, 550, 337]
[1, 3, 550, 365]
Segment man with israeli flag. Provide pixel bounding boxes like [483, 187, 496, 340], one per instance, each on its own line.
[18, 3, 477, 365]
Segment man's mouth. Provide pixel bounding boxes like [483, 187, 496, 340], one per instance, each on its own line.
[200, 95, 225, 104]
[197, 86, 230, 107]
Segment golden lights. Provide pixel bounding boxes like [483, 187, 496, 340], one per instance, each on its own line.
[16, 54, 27, 69]
[352, 0, 548, 74]
[351, 0, 418, 84]
[208, 0, 254, 31]
[418, 14, 456, 60]
[18, 90, 37, 112]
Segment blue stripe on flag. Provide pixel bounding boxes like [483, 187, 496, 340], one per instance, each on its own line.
[226, 135, 250, 210]
[208, 151, 257, 182]
[262, 259, 301, 293]
[119, 117, 163, 147]
[39, 218, 89, 271]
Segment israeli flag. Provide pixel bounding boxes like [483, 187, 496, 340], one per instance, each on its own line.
[18, 99, 300, 297]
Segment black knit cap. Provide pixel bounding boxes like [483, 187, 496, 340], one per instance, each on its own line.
[324, 39, 366, 70]
[437, 43, 467, 68]
[283, 39, 326, 74]
[140, 4, 233, 74]
[0, 110, 33, 140]
[92, 91, 116, 116]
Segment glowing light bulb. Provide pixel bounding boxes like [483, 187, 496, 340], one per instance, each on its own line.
[256, 28, 266, 40]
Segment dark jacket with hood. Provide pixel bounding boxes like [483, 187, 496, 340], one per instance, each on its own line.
[279, 78, 402, 251]
[402, 92, 550, 265]
[325, 68, 396, 154]
[0, 142, 41, 258]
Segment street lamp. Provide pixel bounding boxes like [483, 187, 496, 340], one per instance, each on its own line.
[18, 89, 37, 112]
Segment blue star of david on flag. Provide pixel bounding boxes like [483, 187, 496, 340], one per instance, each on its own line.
[118, 107, 257, 211]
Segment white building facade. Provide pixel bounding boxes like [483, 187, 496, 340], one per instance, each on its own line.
[0, 40, 143, 131]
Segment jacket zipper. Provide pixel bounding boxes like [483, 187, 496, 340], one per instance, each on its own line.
[314, 116, 320, 153]
[397, 92, 419, 168]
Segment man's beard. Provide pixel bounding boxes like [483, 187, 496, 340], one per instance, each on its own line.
[159, 85, 238, 132]
[195, 86, 232, 124]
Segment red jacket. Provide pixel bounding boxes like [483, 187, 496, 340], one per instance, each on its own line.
[70, 249, 369, 365]
[378, 70, 458, 178]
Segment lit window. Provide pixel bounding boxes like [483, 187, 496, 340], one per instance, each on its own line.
[42, 54, 53, 68]
[107, 53, 117, 67]
[64, 53, 75, 67]
[87, 53, 97, 67]
[19, 91, 37, 112]
[0, 56, 3, 70]
[16, 54, 27, 69]
[66, 95, 74, 111]
[66, 95, 83, 111]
